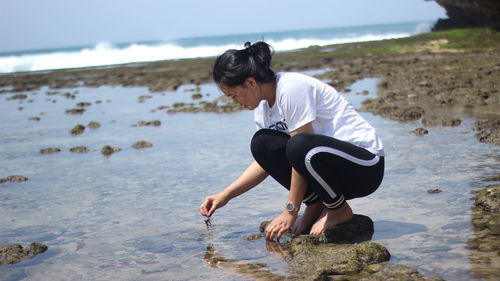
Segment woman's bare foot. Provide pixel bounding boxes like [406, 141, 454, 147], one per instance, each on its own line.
[309, 202, 353, 235]
[291, 201, 323, 236]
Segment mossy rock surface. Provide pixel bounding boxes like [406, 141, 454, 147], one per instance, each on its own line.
[287, 238, 390, 278]
[356, 265, 445, 281]
[468, 183, 500, 280]
[0, 243, 48, 265]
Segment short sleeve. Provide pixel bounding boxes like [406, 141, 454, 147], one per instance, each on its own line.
[279, 81, 316, 132]
[254, 102, 265, 130]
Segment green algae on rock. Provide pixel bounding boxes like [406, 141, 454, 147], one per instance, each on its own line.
[474, 119, 500, 146]
[0, 175, 28, 183]
[413, 127, 429, 136]
[70, 124, 85, 135]
[65, 108, 85, 115]
[132, 141, 153, 149]
[0, 243, 48, 265]
[287, 238, 390, 278]
[87, 121, 101, 128]
[467, 182, 500, 280]
[40, 147, 61, 154]
[76, 102, 92, 107]
[132, 120, 161, 127]
[70, 146, 89, 153]
[356, 265, 445, 281]
[101, 145, 121, 156]
[254, 216, 446, 281]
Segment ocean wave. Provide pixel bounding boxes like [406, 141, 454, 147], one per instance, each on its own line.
[0, 31, 415, 73]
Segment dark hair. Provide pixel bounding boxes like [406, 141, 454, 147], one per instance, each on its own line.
[213, 41, 275, 87]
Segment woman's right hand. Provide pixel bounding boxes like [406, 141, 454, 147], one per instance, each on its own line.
[199, 193, 229, 217]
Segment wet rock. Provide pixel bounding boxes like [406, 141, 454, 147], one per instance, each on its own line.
[65, 108, 85, 115]
[427, 188, 442, 194]
[28, 117, 41, 121]
[422, 114, 461, 127]
[101, 145, 121, 156]
[7, 94, 28, 100]
[358, 265, 445, 281]
[360, 101, 423, 123]
[468, 183, 500, 280]
[474, 119, 500, 145]
[167, 97, 244, 114]
[243, 234, 263, 241]
[138, 95, 152, 103]
[87, 121, 101, 128]
[0, 175, 28, 183]
[70, 146, 89, 153]
[40, 147, 61, 154]
[287, 238, 390, 278]
[132, 141, 153, 149]
[484, 174, 500, 182]
[413, 128, 429, 136]
[132, 120, 161, 127]
[191, 93, 203, 99]
[323, 214, 374, 244]
[392, 106, 424, 122]
[46, 91, 60, 96]
[76, 102, 92, 107]
[70, 124, 85, 135]
[173, 102, 186, 108]
[62, 92, 77, 99]
[257, 216, 440, 280]
[432, 0, 500, 30]
[0, 243, 48, 265]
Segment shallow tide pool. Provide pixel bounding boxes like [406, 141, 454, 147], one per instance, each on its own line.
[1, 77, 498, 281]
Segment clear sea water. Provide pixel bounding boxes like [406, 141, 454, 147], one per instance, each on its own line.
[0, 21, 433, 73]
[1, 75, 499, 280]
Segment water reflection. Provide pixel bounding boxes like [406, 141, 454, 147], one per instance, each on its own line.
[373, 221, 428, 240]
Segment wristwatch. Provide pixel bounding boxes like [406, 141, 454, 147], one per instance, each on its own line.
[286, 202, 299, 213]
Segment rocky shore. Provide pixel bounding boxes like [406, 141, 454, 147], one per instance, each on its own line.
[206, 217, 444, 281]
[467, 176, 500, 280]
[1, 29, 498, 144]
[1, 28, 499, 279]
[0, 243, 48, 265]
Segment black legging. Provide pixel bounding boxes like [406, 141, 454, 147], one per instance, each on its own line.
[250, 129, 384, 210]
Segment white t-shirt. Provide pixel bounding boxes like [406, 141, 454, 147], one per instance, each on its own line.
[254, 72, 384, 156]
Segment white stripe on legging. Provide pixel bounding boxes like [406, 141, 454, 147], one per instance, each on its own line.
[302, 192, 318, 203]
[304, 146, 380, 207]
[324, 195, 345, 209]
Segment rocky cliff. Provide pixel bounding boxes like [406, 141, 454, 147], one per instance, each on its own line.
[431, 0, 500, 30]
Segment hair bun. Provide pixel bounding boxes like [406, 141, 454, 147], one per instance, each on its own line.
[212, 41, 275, 86]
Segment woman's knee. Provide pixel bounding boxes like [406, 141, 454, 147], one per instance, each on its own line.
[286, 133, 313, 166]
[250, 129, 289, 158]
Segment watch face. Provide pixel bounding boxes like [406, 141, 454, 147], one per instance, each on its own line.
[286, 202, 295, 212]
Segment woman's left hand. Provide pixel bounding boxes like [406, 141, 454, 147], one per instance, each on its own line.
[264, 211, 296, 241]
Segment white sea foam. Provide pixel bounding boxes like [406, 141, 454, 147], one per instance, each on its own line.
[0, 32, 411, 73]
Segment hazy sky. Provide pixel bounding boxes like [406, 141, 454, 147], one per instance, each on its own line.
[0, 0, 446, 53]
